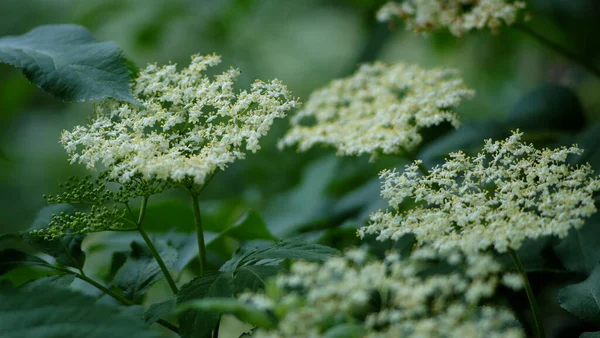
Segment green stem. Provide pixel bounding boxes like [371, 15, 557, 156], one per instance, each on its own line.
[50, 266, 179, 334]
[190, 191, 207, 276]
[516, 24, 600, 79]
[137, 196, 179, 294]
[508, 248, 545, 338]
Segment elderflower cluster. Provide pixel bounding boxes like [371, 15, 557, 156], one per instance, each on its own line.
[279, 61, 473, 160]
[376, 0, 526, 36]
[241, 248, 524, 338]
[61, 54, 298, 185]
[360, 131, 600, 254]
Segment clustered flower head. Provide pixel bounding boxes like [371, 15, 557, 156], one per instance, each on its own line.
[61, 54, 298, 185]
[377, 0, 526, 36]
[279, 61, 473, 160]
[360, 131, 600, 254]
[240, 248, 524, 338]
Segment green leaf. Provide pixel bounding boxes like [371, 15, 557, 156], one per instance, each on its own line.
[581, 332, 600, 338]
[554, 214, 600, 274]
[176, 298, 275, 329]
[20, 274, 75, 290]
[208, 210, 277, 257]
[559, 264, 600, 323]
[0, 249, 49, 275]
[22, 204, 86, 270]
[264, 156, 339, 237]
[234, 265, 282, 294]
[0, 24, 138, 104]
[506, 84, 585, 132]
[221, 240, 339, 272]
[113, 241, 177, 300]
[323, 324, 365, 338]
[144, 299, 175, 325]
[177, 271, 234, 338]
[0, 283, 159, 338]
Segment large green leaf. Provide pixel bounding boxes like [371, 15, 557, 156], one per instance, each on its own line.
[559, 264, 600, 323]
[177, 271, 234, 338]
[0, 249, 49, 276]
[208, 210, 277, 257]
[264, 156, 339, 237]
[22, 204, 86, 270]
[221, 240, 339, 272]
[0, 284, 158, 338]
[581, 332, 600, 338]
[113, 241, 177, 300]
[144, 299, 175, 325]
[234, 265, 282, 294]
[505, 84, 585, 132]
[0, 24, 138, 104]
[20, 274, 75, 290]
[176, 298, 275, 329]
[554, 214, 600, 274]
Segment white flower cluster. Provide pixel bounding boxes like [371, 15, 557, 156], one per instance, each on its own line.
[279, 61, 473, 160]
[241, 248, 524, 338]
[360, 131, 600, 254]
[60, 54, 298, 185]
[377, 0, 526, 36]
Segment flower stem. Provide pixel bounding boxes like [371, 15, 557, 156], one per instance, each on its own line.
[190, 192, 207, 276]
[137, 196, 179, 294]
[508, 248, 545, 338]
[516, 24, 600, 79]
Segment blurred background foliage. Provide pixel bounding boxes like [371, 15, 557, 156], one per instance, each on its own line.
[0, 1, 600, 335]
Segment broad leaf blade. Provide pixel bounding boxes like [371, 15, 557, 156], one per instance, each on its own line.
[234, 265, 282, 294]
[208, 209, 277, 257]
[0, 284, 159, 338]
[0, 249, 49, 275]
[144, 299, 175, 325]
[176, 298, 275, 329]
[241, 240, 339, 267]
[221, 240, 338, 273]
[113, 241, 177, 300]
[559, 264, 600, 323]
[0, 24, 138, 104]
[177, 271, 234, 338]
[20, 274, 75, 290]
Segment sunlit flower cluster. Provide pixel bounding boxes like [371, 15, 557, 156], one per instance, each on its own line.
[241, 248, 524, 338]
[360, 131, 600, 254]
[61, 54, 298, 185]
[279, 61, 473, 160]
[377, 0, 526, 36]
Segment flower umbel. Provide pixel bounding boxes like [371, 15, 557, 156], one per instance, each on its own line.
[61, 54, 298, 185]
[279, 61, 473, 160]
[240, 248, 524, 338]
[359, 131, 600, 254]
[377, 0, 527, 36]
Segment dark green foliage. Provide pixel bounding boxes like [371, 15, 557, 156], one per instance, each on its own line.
[113, 241, 177, 300]
[0, 249, 49, 275]
[559, 265, 600, 323]
[0, 283, 159, 338]
[22, 204, 86, 270]
[0, 24, 138, 104]
[506, 84, 585, 132]
[177, 271, 234, 338]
